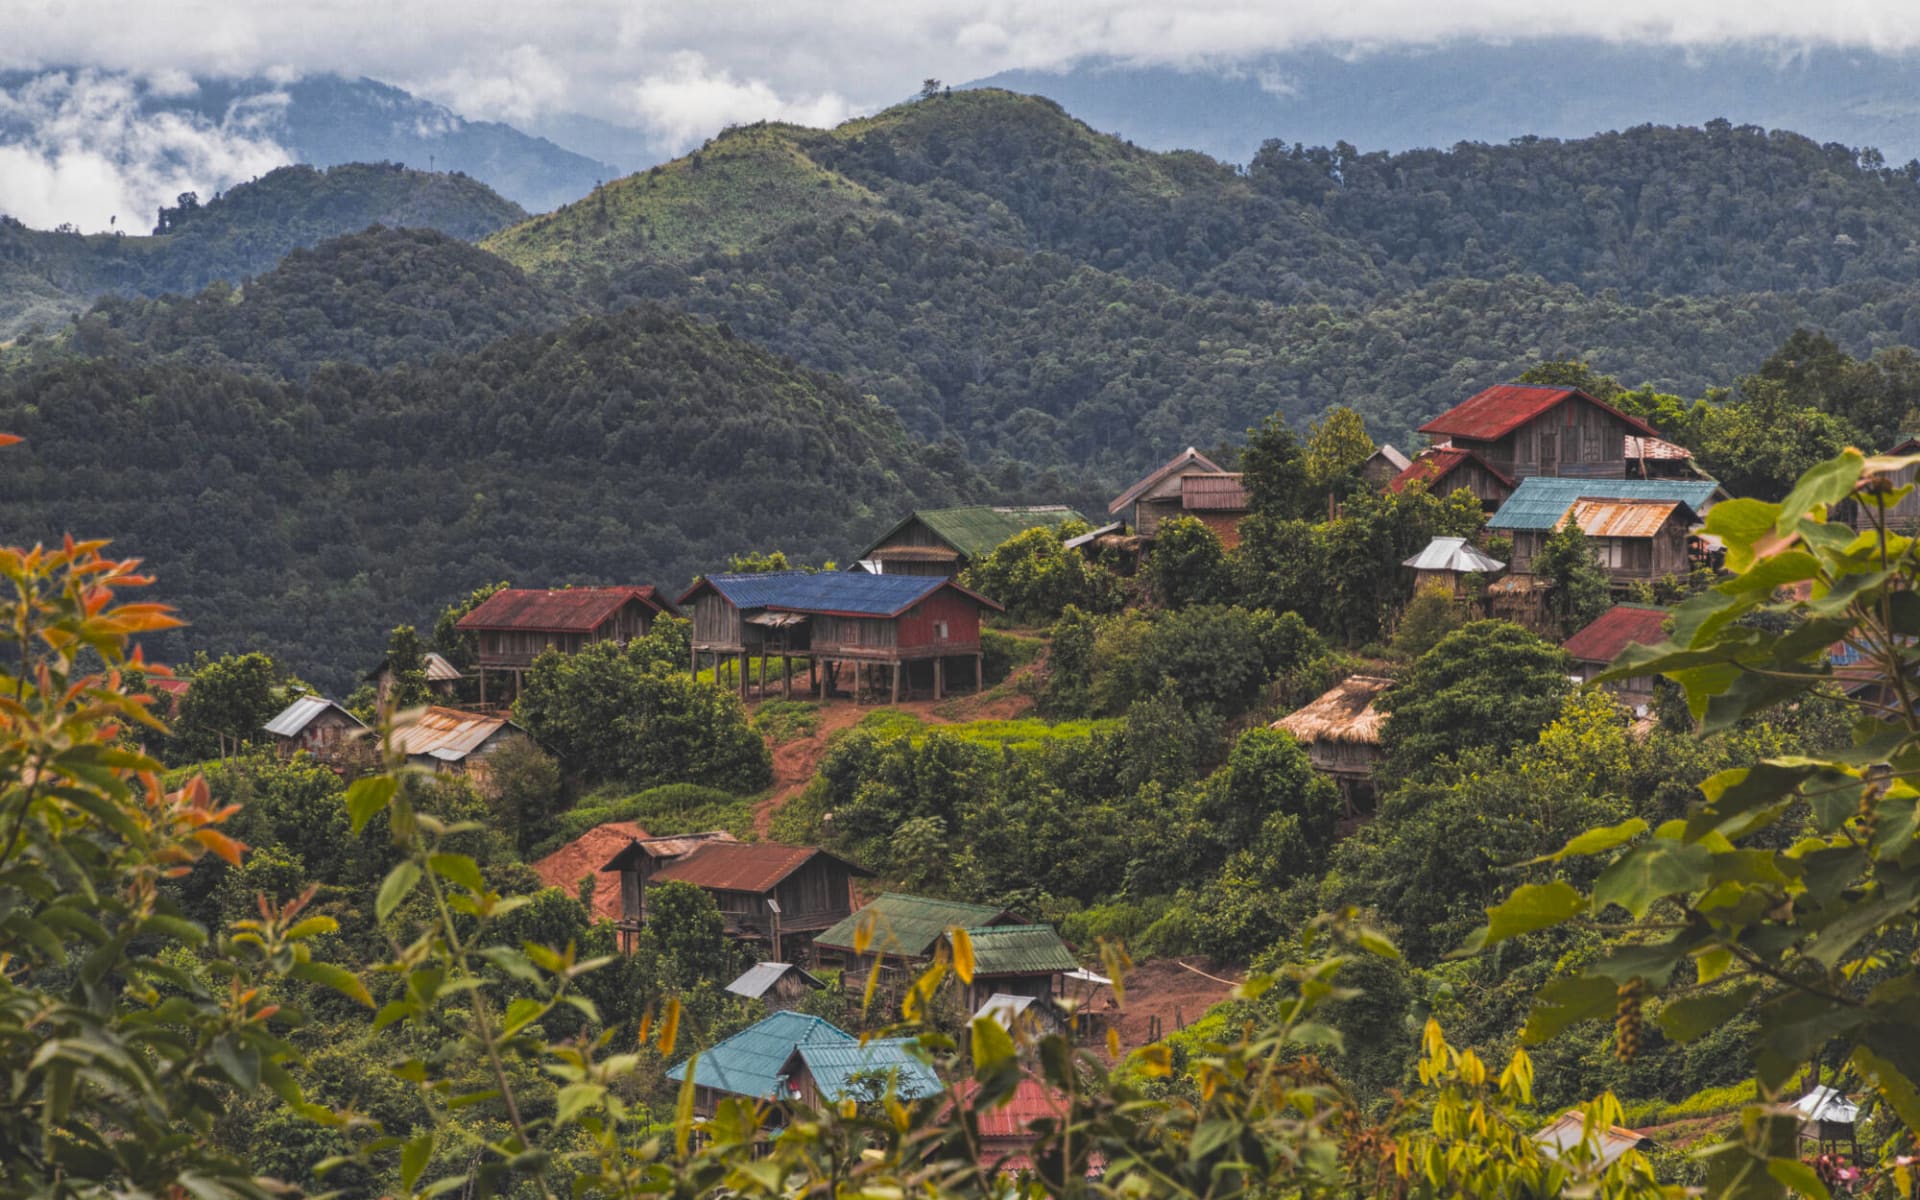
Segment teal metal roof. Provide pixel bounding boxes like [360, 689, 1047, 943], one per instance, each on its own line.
[664, 1011, 852, 1099]
[965, 925, 1078, 976]
[859, 506, 1085, 562]
[813, 893, 1017, 959]
[796, 1038, 943, 1103]
[1487, 478, 1722, 532]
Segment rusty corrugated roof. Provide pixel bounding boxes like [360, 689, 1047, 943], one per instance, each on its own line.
[1623, 435, 1693, 461]
[533, 820, 650, 919]
[1109, 447, 1227, 516]
[1420, 384, 1659, 441]
[1563, 606, 1670, 666]
[599, 830, 737, 872]
[390, 706, 520, 762]
[1387, 447, 1516, 494]
[455, 586, 673, 633]
[649, 841, 868, 894]
[1180, 473, 1249, 511]
[1559, 498, 1691, 539]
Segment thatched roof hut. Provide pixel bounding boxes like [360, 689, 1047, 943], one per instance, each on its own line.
[1273, 676, 1394, 808]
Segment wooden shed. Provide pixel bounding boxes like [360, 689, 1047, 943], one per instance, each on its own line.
[1359, 444, 1413, 486]
[1555, 498, 1697, 586]
[261, 695, 365, 762]
[1418, 384, 1661, 482]
[1562, 605, 1670, 709]
[665, 1011, 853, 1119]
[1835, 436, 1920, 533]
[363, 650, 463, 708]
[814, 893, 1026, 1005]
[940, 924, 1079, 1013]
[1387, 446, 1517, 508]
[725, 961, 829, 1011]
[1107, 446, 1228, 536]
[1401, 536, 1505, 597]
[1178, 473, 1252, 548]
[1488, 478, 1722, 577]
[387, 705, 527, 785]
[620, 840, 871, 963]
[455, 586, 677, 703]
[1273, 676, 1393, 810]
[854, 506, 1085, 577]
[679, 571, 1005, 703]
[595, 830, 739, 951]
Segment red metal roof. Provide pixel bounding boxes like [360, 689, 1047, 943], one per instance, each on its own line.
[1419, 385, 1659, 441]
[1562, 605, 1670, 665]
[455, 586, 673, 634]
[532, 820, 650, 920]
[1179, 473, 1249, 511]
[649, 841, 867, 894]
[1386, 447, 1516, 494]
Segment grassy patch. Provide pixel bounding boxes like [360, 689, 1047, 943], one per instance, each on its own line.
[850, 708, 1120, 753]
[1618, 1082, 1756, 1127]
[753, 699, 821, 743]
[531, 782, 755, 857]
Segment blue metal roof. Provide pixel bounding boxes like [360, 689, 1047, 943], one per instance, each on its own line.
[686, 571, 1000, 616]
[665, 1011, 852, 1099]
[1487, 478, 1722, 532]
[796, 1038, 943, 1103]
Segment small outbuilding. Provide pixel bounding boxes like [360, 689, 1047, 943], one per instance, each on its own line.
[1556, 498, 1697, 586]
[389, 706, 526, 784]
[530, 820, 659, 922]
[943, 924, 1079, 1013]
[596, 830, 740, 952]
[783, 1038, 942, 1107]
[1534, 1112, 1655, 1167]
[1107, 446, 1229, 537]
[455, 586, 678, 703]
[261, 695, 365, 761]
[1359, 444, 1413, 486]
[1794, 1084, 1861, 1160]
[1273, 675, 1394, 810]
[854, 506, 1086, 577]
[1402, 536, 1505, 596]
[1489, 478, 1722, 577]
[1387, 447, 1516, 508]
[623, 840, 871, 962]
[364, 650, 463, 708]
[725, 961, 829, 1011]
[1562, 606, 1670, 709]
[666, 1011, 853, 1119]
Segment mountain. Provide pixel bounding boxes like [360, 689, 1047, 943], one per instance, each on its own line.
[485, 89, 1920, 477]
[0, 69, 618, 215]
[0, 162, 526, 340]
[0, 304, 975, 692]
[965, 40, 1920, 167]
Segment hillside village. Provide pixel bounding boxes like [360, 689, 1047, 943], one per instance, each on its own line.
[121, 376, 1912, 1182]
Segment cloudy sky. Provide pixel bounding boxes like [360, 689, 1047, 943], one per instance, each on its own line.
[4, 0, 1920, 229]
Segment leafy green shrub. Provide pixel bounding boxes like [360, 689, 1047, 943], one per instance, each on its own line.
[980, 627, 1043, 685]
[530, 782, 751, 857]
[962, 526, 1121, 622]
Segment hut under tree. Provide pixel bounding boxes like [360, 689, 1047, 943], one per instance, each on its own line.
[853, 505, 1085, 577]
[1402, 536, 1505, 597]
[608, 839, 870, 963]
[724, 961, 829, 1011]
[261, 695, 365, 762]
[1562, 605, 1670, 710]
[1794, 1084, 1861, 1161]
[1359, 444, 1412, 486]
[1273, 676, 1393, 811]
[1387, 446, 1516, 508]
[364, 650, 462, 708]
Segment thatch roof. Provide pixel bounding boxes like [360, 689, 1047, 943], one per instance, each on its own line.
[1272, 676, 1394, 746]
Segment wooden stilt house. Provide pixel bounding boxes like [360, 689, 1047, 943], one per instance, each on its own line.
[1273, 676, 1394, 811]
[679, 571, 1005, 703]
[454, 586, 677, 705]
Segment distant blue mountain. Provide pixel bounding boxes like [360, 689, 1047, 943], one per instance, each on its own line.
[966, 39, 1920, 164]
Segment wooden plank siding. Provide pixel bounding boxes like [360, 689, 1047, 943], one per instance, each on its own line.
[471, 597, 659, 669]
[1450, 402, 1634, 482]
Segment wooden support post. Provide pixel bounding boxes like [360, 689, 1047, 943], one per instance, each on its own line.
[974, 653, 983, 693]
[891, 662, 901, 705]
[783, 656, 792, 699]
[758, 653, 766, 696]
[691, 643, 699, 676]
[934, 657, 944, 700]
[811, 657, 819, 697]
[739, 652, 748, 699]
[479, 667, 486, 708]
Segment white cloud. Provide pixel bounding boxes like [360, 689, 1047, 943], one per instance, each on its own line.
[0, 70, 290, 232]
[625, 51, 855, 153]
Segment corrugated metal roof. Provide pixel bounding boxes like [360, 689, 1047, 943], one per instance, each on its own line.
[1387, 447, 1516, 494]
[1180, 473, 1249, 511]
[1109, 447, 1227, 516]
[649, 841, 868, 894]
[600, 830, 736, 872]
[725, 961, 826, 1000]
[1371, 444, 1412, 472]
[1562, 606, 1670, 666]
[665, 1011, 852, 1099]
[1534, 1112, 1654, 1166]
[1623, 435, 1693, 462]
[1402, 536, 1505, 573]
[814, 893, 1019, 959]
[390, 706, 519, 762]
[1487, 478, 1722, 532]
[1419, 384, 1659, 441]
[532, 820, 650, 920]
[1063, 521, 1124, 550]
[681, 571, 1003, 618]
[1559, 498, 1691, 539]
[796, 1038, 942, 1103]
[1274, 676, 1394, 746]
[914, 506, 1084, 559]
[963, 925, 1077, 976]
[262, 695, 364, 738]
[955, 1076, 1072, 1139]
[364, 650, 463, 683]
[974, 993, 1036, 1028]
[455, 586, 672, 634]
[867, 545, 962, 561]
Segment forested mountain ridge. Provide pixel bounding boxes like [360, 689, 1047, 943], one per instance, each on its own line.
[61, 227, 585, 380]
[0, 304, 976, 691]
[0, 162, 527, 340]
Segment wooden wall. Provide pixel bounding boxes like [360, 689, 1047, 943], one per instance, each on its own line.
[1454, 399, 1632, 481]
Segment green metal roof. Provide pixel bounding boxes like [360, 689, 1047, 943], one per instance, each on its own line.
[813, 893, 1015, 959]
[965, 924, 1078, 976]
[1487, 478, 1722, 532]
[859, 506, 1086, 562]
[795, 1038, 943, 1103]
[665, 1011, 852, 1099]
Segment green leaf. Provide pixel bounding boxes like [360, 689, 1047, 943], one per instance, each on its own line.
[553, 1082, 605, 1128]
[1529, 817, 1647, 865]
[427, 853, 484, 894]
[400, 1132, 434, 1193]
[1522, 974, 1618, 1044]
[345, 775, 398, 834]
[1484, 882, 1585, 945]
[1778, 448, 1865, 530]
[970, 1014, 1016, 1073]
[1704, 498, 1786, 572]
[1593, 839, 1713, 918]
[377, 861, 421, 923]
[211, 1037, 261, 1090]
[1659, 983, 1760, 1043]
[290, 959, 374, 1008]
[1765, 1158, 1831, 1200]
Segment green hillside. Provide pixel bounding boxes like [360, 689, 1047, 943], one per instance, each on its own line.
[0, 304, 975, 691]
[0, 163, 526, 340]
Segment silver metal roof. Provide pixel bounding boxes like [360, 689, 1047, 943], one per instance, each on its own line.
[973, 993, 1036, 1028]
[262, 695, 362, 738]
[1064, 521, 1124, 550]
[724, 961, 824, 1000]
[1402, 536, 1505, 573]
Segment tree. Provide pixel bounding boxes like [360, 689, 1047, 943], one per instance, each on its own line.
[1303, 405, 1375, 507]
[480, 737, 566, 853]
[1533, 523, 1612, 638]
[963, 526, 1117, 622]
[1693, 375, 1853, 499]
[1143, 515, 1227, 609]
[433, 580, 507, 675]
[1378, 620, 1572, 780]
[1394, 580, 1465, 658]
[172, 651, 284, 761]
[919, 79, 943, 100]
[637, 881, 733, 989]
[724, 549, 795, 573]
[382, 624, 431, 710]
[1239, 414, 1312, 519]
